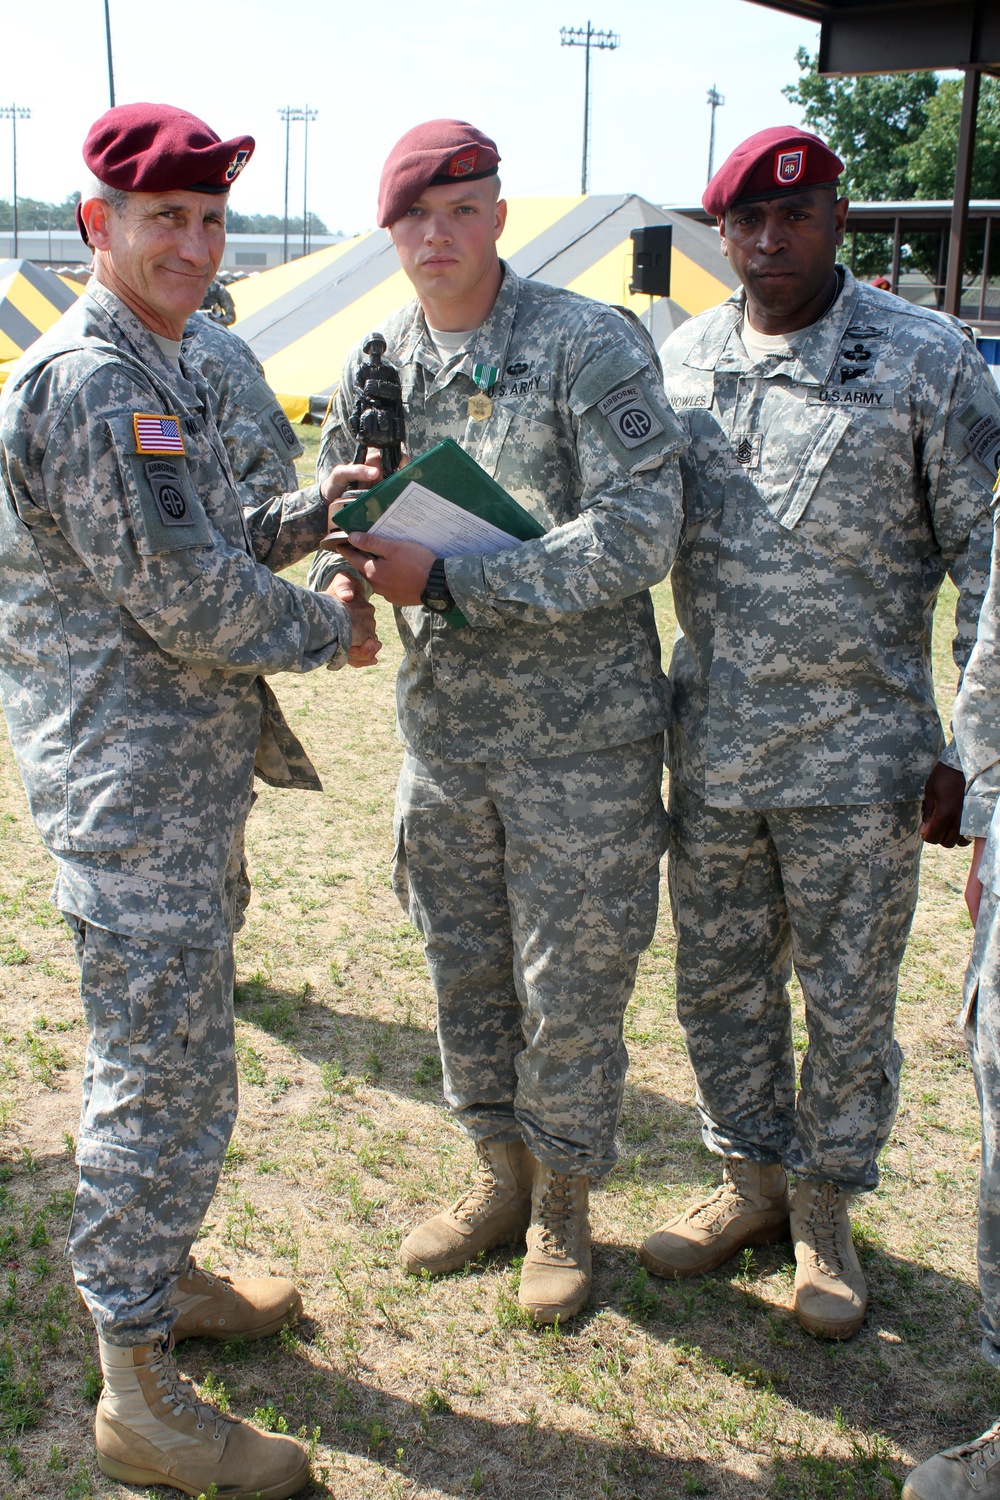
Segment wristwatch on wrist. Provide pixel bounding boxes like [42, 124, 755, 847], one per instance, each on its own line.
[421, 558, 454, 614]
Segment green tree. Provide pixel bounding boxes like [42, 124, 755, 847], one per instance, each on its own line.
[906, 75, 1000, 198]
[0, 193, 81, 232]
[784, 50, 1000, 287]
[782, 47, 936, 201]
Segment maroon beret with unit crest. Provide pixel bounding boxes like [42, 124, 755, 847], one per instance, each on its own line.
[77, 102, 254, 241]
[377, 119, 500, 228]
[703, 127, 844, 217]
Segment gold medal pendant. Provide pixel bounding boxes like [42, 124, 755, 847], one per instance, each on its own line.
[468, 393, 493, 421]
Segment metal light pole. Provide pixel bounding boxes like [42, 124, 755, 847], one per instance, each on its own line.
[103, 0, 116, 107]
[301, 105, 318, 259]
[707, 84, 725, 184]
[0, 106, 31, 258]
[278, 105, 308, 264]
[560, 22, 620, 195]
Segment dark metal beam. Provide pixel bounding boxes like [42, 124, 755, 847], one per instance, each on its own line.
[945, 67, 981, 315]
[748, 0, 1000, 73]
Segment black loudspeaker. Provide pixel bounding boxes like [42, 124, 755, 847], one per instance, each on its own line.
[629, 225, 672, 298]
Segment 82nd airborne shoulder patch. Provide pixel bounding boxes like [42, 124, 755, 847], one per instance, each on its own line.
[597, 383, 666, 449]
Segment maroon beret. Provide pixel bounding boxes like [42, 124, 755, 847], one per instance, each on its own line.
[77, 102, 254, 242]
[703, 127, 843, 217]
[377, 119, 500, 228]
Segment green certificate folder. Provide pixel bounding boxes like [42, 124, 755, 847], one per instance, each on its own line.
[325, 438, 546, 628]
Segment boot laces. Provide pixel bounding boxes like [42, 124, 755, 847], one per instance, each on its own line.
[535, 1174, 575, 1257]
[686, 1163, 751, 1232]
[182, 1256, 232, 1291]
[801, 1183, 845, 1278]
[451, 1148, 505, 1227]
[953, 1419, 1000, 1473]
[149, 1339, 231, 1441]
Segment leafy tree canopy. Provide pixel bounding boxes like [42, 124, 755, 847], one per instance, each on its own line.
[783, 50, 1000, 282]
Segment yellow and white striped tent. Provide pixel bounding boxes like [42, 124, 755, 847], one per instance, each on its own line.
[0, 259, 83, 389]
[231, 194, 737, 421]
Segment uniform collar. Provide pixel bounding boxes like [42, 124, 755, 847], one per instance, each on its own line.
[683, 265, 863, 387]
[84, 278, 205, 411]
[397, 260, 521, 391]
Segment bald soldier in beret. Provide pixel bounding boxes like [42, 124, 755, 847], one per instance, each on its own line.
[311, 119, 684, 1324]
[0, 103, 379, 1498]
[639, 126, 1000, 1339]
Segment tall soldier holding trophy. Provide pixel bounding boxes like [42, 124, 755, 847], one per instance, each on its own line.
[311, 119, 684, 1323]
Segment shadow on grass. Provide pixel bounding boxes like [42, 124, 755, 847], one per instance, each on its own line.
[586, 1230, 998, 1469]
[232, 974, 704, 1132]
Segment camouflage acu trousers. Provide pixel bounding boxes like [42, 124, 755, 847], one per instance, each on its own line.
[394, 737, 667, 1177]
[64, 917, 238, 1346]
[668, 782, 922, 1191]
[962, 882, 1000, 1370]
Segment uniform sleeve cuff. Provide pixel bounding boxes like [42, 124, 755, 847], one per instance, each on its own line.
[443, 554, 505, 629]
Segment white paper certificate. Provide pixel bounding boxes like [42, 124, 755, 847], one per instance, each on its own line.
[363, 480, 521, 556]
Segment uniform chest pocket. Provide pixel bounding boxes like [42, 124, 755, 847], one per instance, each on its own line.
[106, 413, 213, 556]
[769, 409, 851, 530]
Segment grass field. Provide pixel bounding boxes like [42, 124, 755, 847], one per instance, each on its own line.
[0, 427, 993, 1499]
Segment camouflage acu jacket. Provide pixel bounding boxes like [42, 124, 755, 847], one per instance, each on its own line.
[182, 312, 329, 573]
[312, 263, 684, 762]
[955, 506, 1000, 848]
[661, 267, 999, 809]
[0, 281, 350, 941]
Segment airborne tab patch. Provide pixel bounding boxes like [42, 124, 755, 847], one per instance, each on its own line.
[597, 383, 666, 448]
[134, 413, 186, 455]
[144, 461, 195, 526]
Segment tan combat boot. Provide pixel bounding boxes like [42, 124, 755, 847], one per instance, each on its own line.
[400, 1138, 534, 1275]
[170, 1257, 302, 1341]
[639, 1159, 789, 1278]
[95, 1337, 310, 1499]
[903, 1418, 1000, 1500]
[790, 1179, 867, 1339]
[518, 1165, 592, 1324]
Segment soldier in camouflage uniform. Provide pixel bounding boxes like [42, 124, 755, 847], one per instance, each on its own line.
[639, 127, 1000, 1342]
[903, 499, 1000, 1500]
[310, 119, 684, 1324]
[0, 103, 380, 1500]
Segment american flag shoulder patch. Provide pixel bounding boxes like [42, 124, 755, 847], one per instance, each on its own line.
[133, 413, 186, 455]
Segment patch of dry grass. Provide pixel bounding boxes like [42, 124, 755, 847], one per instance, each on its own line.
[0, 433, 993, 1498]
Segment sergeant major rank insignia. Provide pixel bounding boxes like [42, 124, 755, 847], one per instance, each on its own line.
[134, 414, 186, 455]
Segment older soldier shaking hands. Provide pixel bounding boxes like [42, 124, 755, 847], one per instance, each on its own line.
[0, 104, 379, 1500]
[312, 120, 684, 1325]
[640, 127, 1000, 1342]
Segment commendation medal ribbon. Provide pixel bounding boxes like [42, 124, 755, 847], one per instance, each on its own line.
[469, 362, 499, 421]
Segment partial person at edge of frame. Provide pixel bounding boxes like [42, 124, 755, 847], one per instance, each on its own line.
[904, 470, 1000, 1500]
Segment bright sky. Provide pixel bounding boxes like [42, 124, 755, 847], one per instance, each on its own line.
[2, 0, 820, 235]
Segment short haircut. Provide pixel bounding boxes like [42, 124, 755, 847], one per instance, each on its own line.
[82, 173, 131, 217]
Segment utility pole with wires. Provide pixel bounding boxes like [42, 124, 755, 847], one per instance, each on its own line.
[103, 0, 116, 107]
[278, 106, 308, 264]
[0, 106, 31, 258]
[706, 84, 725, 185]
[560, 22, 620, 195]
[301, 105, 318, 259]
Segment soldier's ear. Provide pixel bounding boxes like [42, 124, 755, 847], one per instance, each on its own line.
[83, 198, 113, 251]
